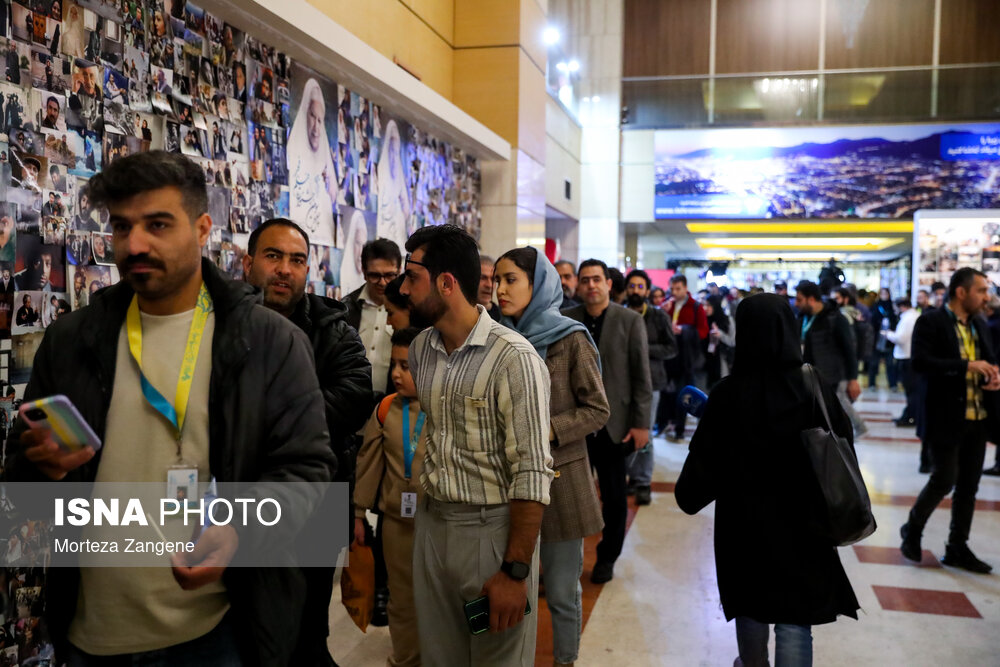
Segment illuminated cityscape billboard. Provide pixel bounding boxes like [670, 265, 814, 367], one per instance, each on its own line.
[653, 122, 1000, 219]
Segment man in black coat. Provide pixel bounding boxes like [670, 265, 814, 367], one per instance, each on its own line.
[624, 269, 676, 505]
[901, 267, 998, 573]
[7, 151, 336, 666]
[795, 280, 865, 436]
[243, 217, 373, 665]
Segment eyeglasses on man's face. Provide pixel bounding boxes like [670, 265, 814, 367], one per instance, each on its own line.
[365, 271, 399, 284]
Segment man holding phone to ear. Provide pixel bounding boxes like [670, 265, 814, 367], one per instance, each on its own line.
[6, 151, 334, 666]
[399, 226, 553, 666]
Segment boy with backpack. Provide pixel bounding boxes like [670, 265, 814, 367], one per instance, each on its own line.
[353, 327, 426, 667]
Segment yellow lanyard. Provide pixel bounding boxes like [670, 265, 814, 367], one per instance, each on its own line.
[957, 321, 977, 364]
[126, 284, 213, 446]
[672, 299, 684, 325]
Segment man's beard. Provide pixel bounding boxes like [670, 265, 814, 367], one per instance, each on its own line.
[627, 293, 645, 308]
[409, 288, 447, 329]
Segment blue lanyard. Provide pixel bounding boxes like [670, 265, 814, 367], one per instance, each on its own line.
[401, 398, 425, 479]
[801, 315, 815, 342]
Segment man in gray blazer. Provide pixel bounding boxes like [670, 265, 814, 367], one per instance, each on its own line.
[563, 259, 652, 584]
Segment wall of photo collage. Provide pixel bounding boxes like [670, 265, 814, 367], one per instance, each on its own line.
[0, 0, 482, 659]
[0, 0, 484, 409]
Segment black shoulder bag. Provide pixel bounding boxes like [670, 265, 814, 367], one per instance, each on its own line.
[801, 365, 877, 546]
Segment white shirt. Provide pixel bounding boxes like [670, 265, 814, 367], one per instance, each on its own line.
[887, 308, 919, 359]
[358, 284, 393, 393]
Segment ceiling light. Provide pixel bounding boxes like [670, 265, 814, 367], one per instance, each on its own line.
[556, 61, 568, 72]
[695, 237, 904, 251]
[686, 222, 914, 234]
[592, 95, 600, 102]
[730, 252, 852, 261]
[567, 59, 580, 73]
[543, 27, 560, 46]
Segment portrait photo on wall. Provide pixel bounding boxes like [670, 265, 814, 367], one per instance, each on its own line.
[14, 233, 65, 292]
[65, 229, 90, 264]
[67, 262, 110, 309]
[90, 230, 112, 265]
[30, 50, 71, 93]
[0, 203, 17, 263]
[13, 290, 69, 334]
[11, 150, 48, 191]
[36, 88, 67, 131]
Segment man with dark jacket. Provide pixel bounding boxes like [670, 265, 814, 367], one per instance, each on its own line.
[342, 237, 401, 627]
[624, 269, 676, 505]
[661, 274, 708, 441]
[901, 268, 998, 573]
[555, 260, 580, 310]
[478, 254, 501, 321]
[243, 217, 373, 666]
[343, 238, 402, 397]
[795, 280, 865, 436]
[7, 151, 335, 665]
[564, 259, 651, 583]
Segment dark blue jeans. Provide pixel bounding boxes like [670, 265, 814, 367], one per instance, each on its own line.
[736, 617, 812, 667]
[66, 613, 242, 667]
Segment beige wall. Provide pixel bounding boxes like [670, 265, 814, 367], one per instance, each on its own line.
[545, 96, 581, 220]
[307, 0, 455, 99]
[305, 0, 550, 256]
[619, 129, 654, 222]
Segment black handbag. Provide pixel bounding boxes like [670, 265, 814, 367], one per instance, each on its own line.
[801, 365, 877, 546]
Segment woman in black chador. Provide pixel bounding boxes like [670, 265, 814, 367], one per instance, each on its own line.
[676, 293, 859, 667]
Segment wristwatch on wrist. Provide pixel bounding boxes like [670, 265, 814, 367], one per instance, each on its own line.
[500, 559, 530, 581]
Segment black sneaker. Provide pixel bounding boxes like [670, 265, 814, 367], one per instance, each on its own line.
[900, 524, 922, 562]
[895, 417, 915, 427]
[984, 464, 1000, 477]
[941, 543, 993, 574]
[590, 561, 614, 584]
[626, 481, 638, 496]
[635, 486, 652, 506]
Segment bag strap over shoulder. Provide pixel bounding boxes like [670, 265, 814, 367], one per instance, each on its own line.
[803, 364, 835, 433]
[376, 393, 398, 426]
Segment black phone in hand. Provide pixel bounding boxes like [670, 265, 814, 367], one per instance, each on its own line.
[464, 595, 531, 635]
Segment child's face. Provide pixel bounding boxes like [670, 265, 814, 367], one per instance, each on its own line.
[390, 345, 417, 398]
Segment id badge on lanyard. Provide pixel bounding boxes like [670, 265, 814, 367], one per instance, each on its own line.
[401, 399, 425, 519]
[127, 283, 212, 499]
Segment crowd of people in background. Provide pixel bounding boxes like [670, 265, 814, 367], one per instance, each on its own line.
[7, 152, 998, 667]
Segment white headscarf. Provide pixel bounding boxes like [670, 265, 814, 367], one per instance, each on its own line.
[339, 209, 367, 295]
[61, 0, 86, 59]
[287, 78, 336, 246]
[376, 119, 410, 252]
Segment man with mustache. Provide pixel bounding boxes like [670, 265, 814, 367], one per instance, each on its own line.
[8, 151, 335, 665]
[242, 217, 372, 666]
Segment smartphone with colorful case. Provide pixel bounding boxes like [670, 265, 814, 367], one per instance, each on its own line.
[19, 395, 102, 452]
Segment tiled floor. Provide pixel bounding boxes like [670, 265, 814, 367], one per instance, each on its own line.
[327, 389, 1000, 666]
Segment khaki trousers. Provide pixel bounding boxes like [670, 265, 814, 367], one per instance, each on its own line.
[383, 515, 420, 667]
[413, 497, 539, 667]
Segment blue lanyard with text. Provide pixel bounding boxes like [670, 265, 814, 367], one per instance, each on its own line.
[801, 315, 815, 343]
[401, 398, 425, 480]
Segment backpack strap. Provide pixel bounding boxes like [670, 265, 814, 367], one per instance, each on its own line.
[376, 393, 398, 426]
